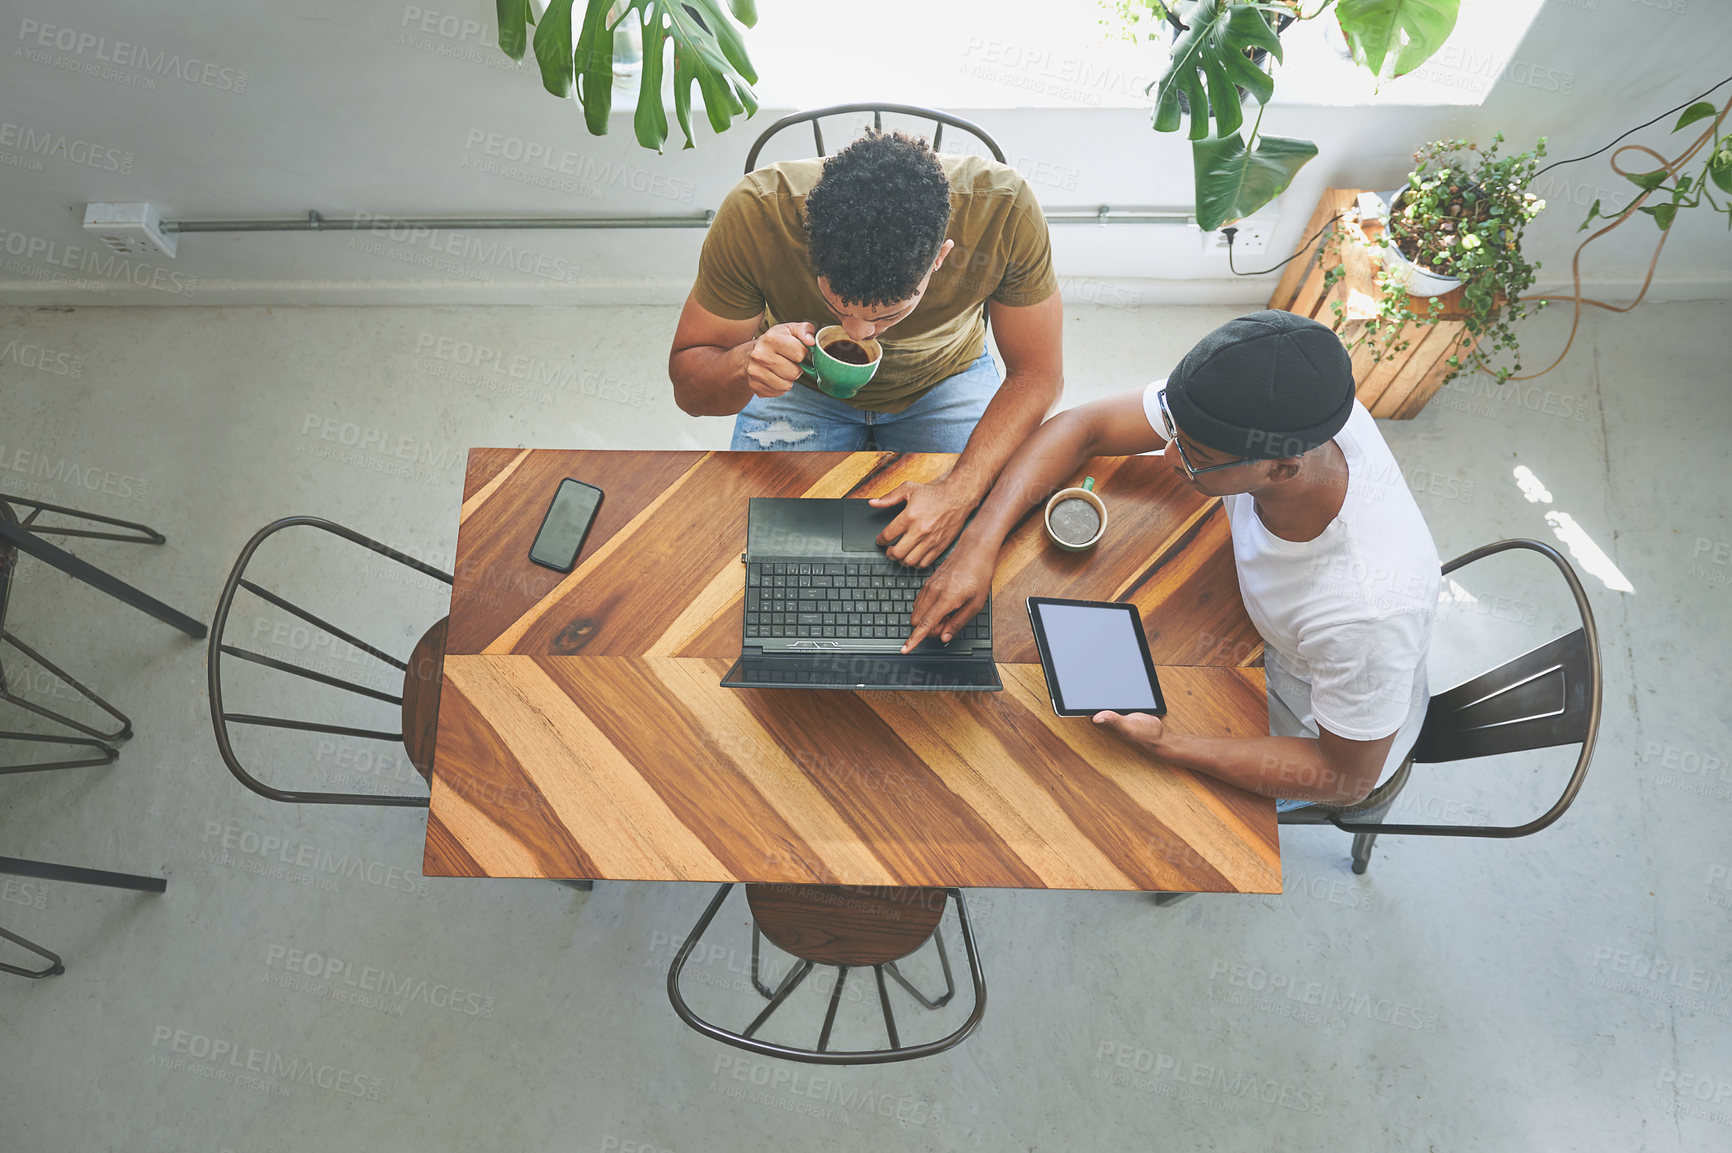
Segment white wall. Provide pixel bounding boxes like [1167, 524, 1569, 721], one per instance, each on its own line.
[0, 0, 1726, 307]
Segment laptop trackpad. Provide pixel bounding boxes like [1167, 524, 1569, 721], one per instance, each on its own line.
[842, 500, 897, 553]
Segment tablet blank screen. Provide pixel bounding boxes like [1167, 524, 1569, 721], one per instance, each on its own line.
[1037, 603, 1158, 711]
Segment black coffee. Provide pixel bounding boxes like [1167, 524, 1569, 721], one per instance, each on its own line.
[823, 338, 872, 365]
[1049, 497, 1101, 545]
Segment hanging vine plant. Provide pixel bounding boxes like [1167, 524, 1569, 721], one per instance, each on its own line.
[496, 0, 760, 152]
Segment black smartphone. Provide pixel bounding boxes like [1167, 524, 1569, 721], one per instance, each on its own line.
[528, 478, 604, 572]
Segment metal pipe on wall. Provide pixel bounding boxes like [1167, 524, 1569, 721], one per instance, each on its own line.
[159, 206, 1193, 235]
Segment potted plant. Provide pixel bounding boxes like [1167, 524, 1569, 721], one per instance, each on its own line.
[1347, 135, 1549, 385]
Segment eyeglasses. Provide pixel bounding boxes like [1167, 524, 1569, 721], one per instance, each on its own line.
[1157, 388, 1254, 481]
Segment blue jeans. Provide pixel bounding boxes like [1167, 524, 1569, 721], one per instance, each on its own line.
[730, 353, 1000, 452]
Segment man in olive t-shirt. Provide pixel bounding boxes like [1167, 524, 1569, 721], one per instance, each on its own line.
[668, 130, 1065, 567]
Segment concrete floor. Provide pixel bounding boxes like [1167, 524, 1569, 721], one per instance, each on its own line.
[0, 300, 1728, 1151]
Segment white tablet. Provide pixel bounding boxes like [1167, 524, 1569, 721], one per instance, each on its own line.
[1026, 597, 1166, 717]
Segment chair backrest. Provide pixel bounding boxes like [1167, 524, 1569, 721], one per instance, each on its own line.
[1329, 538, 1603, 840]
[1409, 629, 1594, 762]
[207, 516, 452, 808]
[743, 103, 1005, 173]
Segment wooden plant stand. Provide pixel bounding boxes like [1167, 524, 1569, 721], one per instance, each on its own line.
[1267, 188, 1485, 419]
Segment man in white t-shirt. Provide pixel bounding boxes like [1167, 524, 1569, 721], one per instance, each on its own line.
[900, 310, 1440, 806]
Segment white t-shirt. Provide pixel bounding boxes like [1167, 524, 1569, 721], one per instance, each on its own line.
[1142, 384, 1440, 782]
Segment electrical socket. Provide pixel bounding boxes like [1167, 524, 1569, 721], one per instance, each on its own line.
[1205, 220, 1270, 256]
[82, 202, 177, 258]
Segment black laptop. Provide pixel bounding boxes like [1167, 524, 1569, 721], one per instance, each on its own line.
[720, 498, 1001, 691]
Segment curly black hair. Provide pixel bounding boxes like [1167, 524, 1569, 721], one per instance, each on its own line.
[804, 130, 953, 308]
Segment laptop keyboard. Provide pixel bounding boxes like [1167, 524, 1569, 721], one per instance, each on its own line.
[745, 558, 990, 643]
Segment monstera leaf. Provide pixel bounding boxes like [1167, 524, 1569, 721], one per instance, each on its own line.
[1335, 0, 1459, 81]
[1152, 0, 1282, 142]
[497, 0, 758, 151]
[1192, 131, 1317, 231]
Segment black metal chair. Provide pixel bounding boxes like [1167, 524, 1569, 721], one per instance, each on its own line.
[208, 516, 593, 890]
[668, 882, 985, 1065]
[1, 854, 167, 978]
[743, 102, 1005, 173]
[1278, 538, 1603, 874]
[208, 516, 453, 807]
[0, 498, 135, 775]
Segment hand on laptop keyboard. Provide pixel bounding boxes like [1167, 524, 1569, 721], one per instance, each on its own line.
[744, 558, 989, 645]
[901, 544, 995, 653]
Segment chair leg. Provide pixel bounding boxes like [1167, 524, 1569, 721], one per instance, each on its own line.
[748, 920, 798, 1000]
[1, 631, 132, 742]
[0, 925, 65, 978]
[0, 493, 166, 546]
[1345, 793, 1402, 875]
[0, 730, 117, 776]
[741, 959, 813, 1039]
[816, 965, 849, 1053]
[1351, 832, 1379, 875]
[882, 927, 957, 1010]
[873, 965, 901, 1049]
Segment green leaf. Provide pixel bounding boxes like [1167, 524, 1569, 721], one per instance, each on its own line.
[634, 13, 670, 150]
[573, 0, 615, 135]
[1578, 198, 1601, 232]
[733, 75, 758, 119]
[497, 0, 533, 62]
[1192, 131, 1318, 232]
[1336, 0, 1459, 80]
[1622, 168, 1670, 193]
[545, 0, 760, 148]
[1204, 51, 1245, 138]
[503, 0, 757, 149]
[672, 41, 696, 150]
[1711, 156, 1732, 196]
[532, 0, 576, 98]
[1637, 202, 1678, 230]
[1675, 101, 1718, 133]
[1153, 0, 1280, 141]
[704, 0, 758, 83]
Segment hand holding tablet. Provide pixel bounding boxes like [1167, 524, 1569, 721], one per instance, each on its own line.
[1026, 597, 1166, 717]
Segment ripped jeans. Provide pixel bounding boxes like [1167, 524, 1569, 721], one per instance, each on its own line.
[729, 353, 1000, 452]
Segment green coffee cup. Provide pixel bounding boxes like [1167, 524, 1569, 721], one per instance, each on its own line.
[800, 325, 882, 399]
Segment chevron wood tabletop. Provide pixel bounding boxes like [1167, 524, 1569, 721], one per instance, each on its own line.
[424, 449, 1279, 892]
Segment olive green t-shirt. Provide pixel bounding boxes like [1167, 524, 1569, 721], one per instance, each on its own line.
[692, 154, 1059, 414]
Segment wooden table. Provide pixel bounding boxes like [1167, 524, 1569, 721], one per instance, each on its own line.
[1268, 187, 1485, 419]
[423, 449, 1280, 893]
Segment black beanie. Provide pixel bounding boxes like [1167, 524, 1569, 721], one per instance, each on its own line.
[1165, 310, 1355, 460]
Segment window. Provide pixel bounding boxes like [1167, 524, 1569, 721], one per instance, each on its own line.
[739, 0, 1548, 111]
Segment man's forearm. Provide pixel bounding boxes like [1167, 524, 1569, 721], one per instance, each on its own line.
[951, 392, 1090, 557]
[670, 343, 754, 417]
[943, 369, 1061, 503]
[1151, 731, 1362, 804]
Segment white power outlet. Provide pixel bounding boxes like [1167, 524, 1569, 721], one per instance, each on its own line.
[1201, 201, 1282, 259]
[1204, 219, 1271, 256]
[1219, 219, 1274, 254]
[82, 202, 178, 258]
